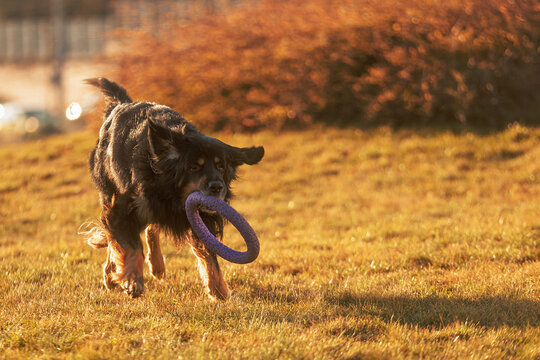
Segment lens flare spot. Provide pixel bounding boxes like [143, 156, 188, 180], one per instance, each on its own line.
[66, 102, 82, 121]
[25, 116, 40, 133]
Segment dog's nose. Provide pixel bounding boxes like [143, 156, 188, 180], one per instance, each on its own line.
[208, 181, 224, 195]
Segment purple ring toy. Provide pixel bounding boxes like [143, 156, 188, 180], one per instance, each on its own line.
[185, 192, 260, 264]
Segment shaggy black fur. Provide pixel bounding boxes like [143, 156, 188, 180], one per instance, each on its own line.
[85, 78, 264, 296]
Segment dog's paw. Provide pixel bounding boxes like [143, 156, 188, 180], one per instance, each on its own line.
[150, 266, 166, 280]
[147, 256, 166, 280]
[207, 284, 229, 301]
[121, 277, 144, 298]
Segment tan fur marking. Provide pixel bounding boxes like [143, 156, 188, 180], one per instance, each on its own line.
[181, 177, 206, 198]
[144, 225, 166, 279]
[190, 241, 229, 301]
[103, 246, 117, 290]
[106, 242, 144, 297]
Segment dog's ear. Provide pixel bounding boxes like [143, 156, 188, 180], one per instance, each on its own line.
[148, 120, 180, 160]
[230, 146, 265, 166]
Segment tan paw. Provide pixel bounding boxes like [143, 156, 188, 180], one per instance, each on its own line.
[146, 255, 166, 280]
[120, 276, 144, 298]
[208, 283, 229, 301]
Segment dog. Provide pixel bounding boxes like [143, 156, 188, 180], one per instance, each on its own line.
[84, 78, 264, 299]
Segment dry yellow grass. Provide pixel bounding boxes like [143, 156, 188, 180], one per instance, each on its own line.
[0, 125, 539, 359]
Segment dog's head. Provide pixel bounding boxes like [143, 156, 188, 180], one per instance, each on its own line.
[147, 120, 264, 211]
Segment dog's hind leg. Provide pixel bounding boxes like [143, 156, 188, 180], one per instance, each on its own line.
[144, 225, 166, 279]
[190, 239, 229, 301]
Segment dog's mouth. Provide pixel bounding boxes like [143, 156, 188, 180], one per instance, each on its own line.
[186, 191, 225, 215]
[201, 190, 226, 201]
[199, 205, 217, 214]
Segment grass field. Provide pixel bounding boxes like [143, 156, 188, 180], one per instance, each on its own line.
[0, 125, 539, 359]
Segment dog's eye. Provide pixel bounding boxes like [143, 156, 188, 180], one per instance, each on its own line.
[215, 162, 224, 171]
[190, 164, 201, 172]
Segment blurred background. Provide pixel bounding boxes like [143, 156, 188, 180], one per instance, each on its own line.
[0, 0, 538, 141]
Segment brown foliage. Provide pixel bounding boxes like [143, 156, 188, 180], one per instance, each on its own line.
[114, 0, 540, 131]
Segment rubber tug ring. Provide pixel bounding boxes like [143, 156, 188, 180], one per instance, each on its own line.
[185, 192, 260, 264]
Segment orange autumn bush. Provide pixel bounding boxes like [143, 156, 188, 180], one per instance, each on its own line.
[114, 0, 539, 131]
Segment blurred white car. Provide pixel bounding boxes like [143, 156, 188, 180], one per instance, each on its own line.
[0, 103, 59, 137]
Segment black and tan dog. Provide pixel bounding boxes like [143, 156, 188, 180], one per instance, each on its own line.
[84, 78, 264, 299]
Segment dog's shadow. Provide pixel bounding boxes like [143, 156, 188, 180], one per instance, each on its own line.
[325, 292, 539, 329]
[242, 281, 538, 329]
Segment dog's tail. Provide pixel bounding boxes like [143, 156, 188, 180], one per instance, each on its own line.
[85, 77, 133, 121]
[78, 219, 108, 249]
[79, 194, 119, 249]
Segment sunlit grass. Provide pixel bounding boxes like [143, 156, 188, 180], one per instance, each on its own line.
[0, 125, 539, 359]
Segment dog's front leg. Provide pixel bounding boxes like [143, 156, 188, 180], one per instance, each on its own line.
[190, 239, 229, 301]
[144, 224, 166, 279]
